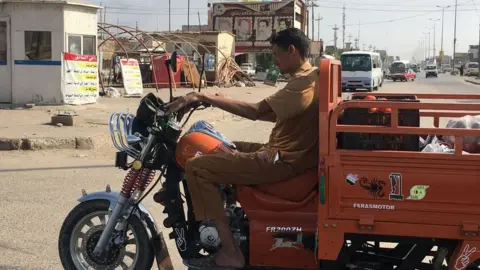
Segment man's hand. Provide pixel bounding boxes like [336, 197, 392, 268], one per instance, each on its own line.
[165, 92, 202, 114]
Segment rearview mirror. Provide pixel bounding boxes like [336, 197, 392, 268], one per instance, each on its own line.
[169, 51, 177, 73]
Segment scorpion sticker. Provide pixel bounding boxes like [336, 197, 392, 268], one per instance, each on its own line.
[359, 177, 386, 198]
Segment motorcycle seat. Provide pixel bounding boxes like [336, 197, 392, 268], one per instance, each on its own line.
[254, 168, 318, 202]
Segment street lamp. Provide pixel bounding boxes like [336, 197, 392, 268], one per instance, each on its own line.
[429, 18, 440, 61]
[436, 5, 450, 59]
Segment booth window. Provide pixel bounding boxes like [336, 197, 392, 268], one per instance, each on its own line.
[25, 31, 52, 60]
[67, 34, 96, 55]
[0, 21, 6, 62]
[83, 35, 96, 55]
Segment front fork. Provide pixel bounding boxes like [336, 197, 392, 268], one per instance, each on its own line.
[93, 194, 130, 255]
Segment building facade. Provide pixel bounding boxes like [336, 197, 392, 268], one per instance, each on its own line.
[0, 0, 100, 104]
[208, 0, 308, 66]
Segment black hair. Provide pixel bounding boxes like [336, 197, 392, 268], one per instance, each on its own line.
[259, 19, 269, 27]
[270, 28, 310, 59]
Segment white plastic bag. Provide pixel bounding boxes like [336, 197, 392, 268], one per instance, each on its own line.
[422, 136, 454, 153]
[444, 115, 480, 153]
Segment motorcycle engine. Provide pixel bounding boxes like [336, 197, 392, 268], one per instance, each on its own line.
[198, 205, 248, 251]
[198, 221, 221, 250]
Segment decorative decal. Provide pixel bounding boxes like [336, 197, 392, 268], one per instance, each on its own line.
[455, 244, 477, 270]
[175, 228, 187, 252]
[359, 177, 386, 198]
[407, 185, 430, 200]
[389, 173, 404, 201]
[270, 238, 302, 251]
[345, 173, 359, 185]
[353, 203, 395, 210]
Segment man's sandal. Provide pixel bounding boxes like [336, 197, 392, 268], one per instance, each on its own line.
[183, 254, 239, 270]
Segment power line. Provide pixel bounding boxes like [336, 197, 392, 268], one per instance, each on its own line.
[321, 0, 477, 8]
[342, 11, 437, 27]
[318, 4, 478, 12]
[105, 11, 208, 16]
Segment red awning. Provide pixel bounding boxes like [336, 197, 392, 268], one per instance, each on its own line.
[235, 52, 246, 56]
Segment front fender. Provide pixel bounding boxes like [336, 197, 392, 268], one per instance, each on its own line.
[78, 189, 158, 236]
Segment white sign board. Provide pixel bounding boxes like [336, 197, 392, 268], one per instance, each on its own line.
[120, 59, 143, 96]
[62, 52, 99, 105]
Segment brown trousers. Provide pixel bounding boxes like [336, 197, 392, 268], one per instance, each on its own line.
[184, 141, 296, 221]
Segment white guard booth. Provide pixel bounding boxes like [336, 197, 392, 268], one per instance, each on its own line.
[0, 0, 100, 105]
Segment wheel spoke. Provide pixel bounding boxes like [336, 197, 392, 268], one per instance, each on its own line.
[99, 215, 106, 225]
[126, 238, 136, 245]
[85, 220, 94, 228]
[125, 251, 136, 259]
[119, 261, 129, 270]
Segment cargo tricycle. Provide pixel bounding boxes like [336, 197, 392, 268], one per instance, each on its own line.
[58, 54, 480, 270]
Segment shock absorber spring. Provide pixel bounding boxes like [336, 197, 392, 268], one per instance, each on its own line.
[120, 168, 142, 198]
[133, 169, 156, 192]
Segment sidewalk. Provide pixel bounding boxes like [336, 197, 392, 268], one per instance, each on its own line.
[0, 83, 283, 151]
[464, 77, 480, 85]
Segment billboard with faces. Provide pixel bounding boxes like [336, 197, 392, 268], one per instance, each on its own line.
[212, 0, 296, 52]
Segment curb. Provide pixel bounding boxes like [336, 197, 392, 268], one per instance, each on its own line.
[465, 79, 480, 85]
[0, 134, 111, 151]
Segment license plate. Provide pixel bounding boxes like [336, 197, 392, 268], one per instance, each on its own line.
[351, 82, 359, 85]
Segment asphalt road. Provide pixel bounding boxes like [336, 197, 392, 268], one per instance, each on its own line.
[0, 75, 478, 270]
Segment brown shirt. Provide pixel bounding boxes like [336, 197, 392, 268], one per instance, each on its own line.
[264, 61, 319, 173]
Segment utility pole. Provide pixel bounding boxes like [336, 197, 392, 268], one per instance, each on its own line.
[453, 0, 458, 72]
[187, 0, 190, 31]
[430, 18, 440, 62]
[315, 17, 323, 41]
[354, 37, 359, 49]
[169, 0, 171, 32]
[198, 11, 202, 32]
[342, 4, 346, 49]
[333, 24, 339, 53]
[309, 0, 318, 40]
[437, 5, 450, 60]
[425, 27, 431, 60]
[477, 24, 480, 78]
[357, 21, 360, 47]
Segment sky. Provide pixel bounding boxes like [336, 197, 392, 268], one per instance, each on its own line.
[87, 0, 480, 60]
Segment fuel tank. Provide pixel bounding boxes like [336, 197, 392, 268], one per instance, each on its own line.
[175, 120, 237, 169]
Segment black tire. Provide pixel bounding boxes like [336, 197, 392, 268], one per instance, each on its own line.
[58, 200, 155, 270]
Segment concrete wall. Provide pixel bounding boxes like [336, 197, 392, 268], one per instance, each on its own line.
[64, 5, 97, 36]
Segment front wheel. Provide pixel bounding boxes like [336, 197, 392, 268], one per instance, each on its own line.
[58, 200, 154, 270]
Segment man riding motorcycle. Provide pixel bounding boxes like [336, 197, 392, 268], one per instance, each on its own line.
[165, 28, 319, 269]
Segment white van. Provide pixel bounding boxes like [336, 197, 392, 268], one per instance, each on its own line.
[340, 51, 383, 92]
[465, 62, 479, 77]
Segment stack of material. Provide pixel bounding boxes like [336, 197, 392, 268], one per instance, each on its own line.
[217, 57, 255, 87]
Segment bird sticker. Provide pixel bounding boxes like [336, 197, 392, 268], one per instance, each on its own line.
[407, 185, 429, 200]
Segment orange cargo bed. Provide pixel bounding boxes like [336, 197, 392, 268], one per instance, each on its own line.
[317, 59, 480, 266]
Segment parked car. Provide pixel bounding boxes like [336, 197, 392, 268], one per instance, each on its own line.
[240, 63, 256, 76]
[442, 64, 452, 73]
[464, 62, 479, 77]
[425, 64, 438, 78]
